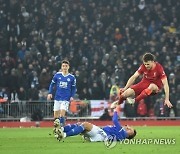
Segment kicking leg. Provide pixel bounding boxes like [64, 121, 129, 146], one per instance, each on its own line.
[56, 122, 93, 141]
[119, 88, 136, 104]
[65, 122, 92, 137]
[111, 88, 135, 108]
[63, 124, 78, 132]
[135, 83, 158, 102]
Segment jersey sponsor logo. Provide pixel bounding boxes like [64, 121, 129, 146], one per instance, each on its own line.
[59, 81, 68, 88]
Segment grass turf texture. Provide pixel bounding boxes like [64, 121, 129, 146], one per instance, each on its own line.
[0, 126, 179, 154]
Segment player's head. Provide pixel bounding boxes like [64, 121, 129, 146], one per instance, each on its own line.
[142, 53, 155, 70]
[61, 60, 70, 72]
[142, 52, 155, 62]
[124, 125, 137, 139]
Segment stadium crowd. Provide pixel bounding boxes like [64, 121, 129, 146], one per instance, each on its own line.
[0, 0, 180, 117]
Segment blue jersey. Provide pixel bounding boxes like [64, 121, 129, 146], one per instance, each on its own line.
[103, 112, 128, 141]
[48, 72, 76, 101]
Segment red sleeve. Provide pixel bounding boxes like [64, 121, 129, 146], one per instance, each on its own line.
[137, 64, 144, 74]
[158, 63, 167, 80]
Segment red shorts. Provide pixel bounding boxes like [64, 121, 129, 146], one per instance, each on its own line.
[130, 81, 160, 96]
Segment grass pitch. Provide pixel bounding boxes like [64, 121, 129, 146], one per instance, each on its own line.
[0, 126, 180, 154]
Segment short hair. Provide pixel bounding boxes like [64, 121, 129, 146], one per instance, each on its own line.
[142, 53, 155, 62]
[61, 60, 70, 65]
[127, 129, 137, 139]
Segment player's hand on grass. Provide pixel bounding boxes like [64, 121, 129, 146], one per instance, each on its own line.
[164, 100, 173, 108]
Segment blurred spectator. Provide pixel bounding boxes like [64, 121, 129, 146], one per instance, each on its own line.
[98, 72, 109, 99]
[0, 87, 8, 101]
[137, 99, 148, 117]
[79, 87, 91, 100]
[114, 28, 123, 42]
[0, 87, 8, 114]
[27, 84, 39, 101]
[8, 68, 19, 99]
[154, 96, 165, 117]
[17, 45, 29, 61]
[17, 86, 27, 115]
[39, 68, 51, 89]
[1, 52, 16, 71]
[124, 103, 136, 117]
[90, 81, 102, 100]
[38, 88, 48, 101]
[99, 108, 112, 120]
[17, 86, 27, 100]
[109, 80, 120, 103]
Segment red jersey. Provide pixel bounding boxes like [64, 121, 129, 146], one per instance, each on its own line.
[137, 62, 166, 89]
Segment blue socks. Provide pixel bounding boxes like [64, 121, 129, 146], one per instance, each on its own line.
[64, 124, 78, 132]
[66, 125, 85, 137]
[59, 117, 65, 127]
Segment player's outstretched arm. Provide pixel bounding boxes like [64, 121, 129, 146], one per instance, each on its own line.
[112, 109, 122, 130]
[47, 80, 55, 100]
[123, 71, 140, 90]
[162, 78, 173, 108]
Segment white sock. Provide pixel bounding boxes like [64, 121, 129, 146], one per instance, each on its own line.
[64, 133, 67, 138]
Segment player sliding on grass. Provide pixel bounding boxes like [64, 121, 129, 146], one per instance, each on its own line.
[47, 60, 76, 133]
[55, 106, 136, 142]
[111, 52, 173, 108]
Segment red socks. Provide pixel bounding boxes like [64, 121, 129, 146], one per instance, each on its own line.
[118, 90, 126, 104]
[117, 88, 152, 104]
[118, 95, 126, 104]
[135, 88, 152, 102]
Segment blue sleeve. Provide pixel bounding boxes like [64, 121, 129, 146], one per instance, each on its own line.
[71, 77, 76, 97]
[112, 111, 122, 130]
[48, 75, 56, 94]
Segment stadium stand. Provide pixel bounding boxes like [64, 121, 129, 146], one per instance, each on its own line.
[0, 0, 180, 119]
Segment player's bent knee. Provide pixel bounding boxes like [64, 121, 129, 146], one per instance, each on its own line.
[148, 84, 158, 90]
[82, 122, 93, 131]
[122, 88, 135, 98]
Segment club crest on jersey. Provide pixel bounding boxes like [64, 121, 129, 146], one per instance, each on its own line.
[67, 78, 70, 82]
[153, 72, 156, 77]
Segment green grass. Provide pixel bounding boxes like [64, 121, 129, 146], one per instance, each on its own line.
[0, 126, 180, 154]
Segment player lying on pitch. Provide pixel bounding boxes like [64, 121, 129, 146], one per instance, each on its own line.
[54, 106, 136, 142]
[111, 52, 173, 108]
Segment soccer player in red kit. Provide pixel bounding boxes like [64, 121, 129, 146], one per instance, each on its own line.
[111, 52, 173, 108]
